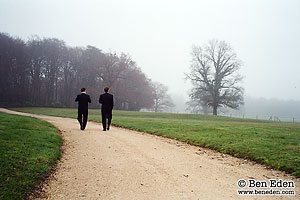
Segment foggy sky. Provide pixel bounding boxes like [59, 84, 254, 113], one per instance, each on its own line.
[1, 0, 300, 101]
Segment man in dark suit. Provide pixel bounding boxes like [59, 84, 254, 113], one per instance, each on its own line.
[99, 87, 114, 131]
[75, 88, 91, 130]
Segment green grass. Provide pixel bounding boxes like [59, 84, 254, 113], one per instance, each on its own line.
[0, 112, 62, 200]
[12, 107, 300, 177]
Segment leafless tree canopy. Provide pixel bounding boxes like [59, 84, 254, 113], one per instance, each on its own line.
[186, 40, 244, 115]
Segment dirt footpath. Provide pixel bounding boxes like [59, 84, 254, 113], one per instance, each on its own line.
[1, 108, 299, 200]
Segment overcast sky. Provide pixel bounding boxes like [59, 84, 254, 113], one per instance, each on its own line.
[1, 0, 300, 101]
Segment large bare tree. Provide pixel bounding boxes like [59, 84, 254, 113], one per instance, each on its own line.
[186, 40, 244, 115]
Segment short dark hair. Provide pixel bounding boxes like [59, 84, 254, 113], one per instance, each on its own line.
[81, 88, 86, 92]
[104, 87, 109, 93]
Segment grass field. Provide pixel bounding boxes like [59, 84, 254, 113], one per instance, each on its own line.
[13, 107, 300, 177]
[0, 112, 62, 200]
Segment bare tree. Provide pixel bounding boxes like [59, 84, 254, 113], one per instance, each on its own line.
[151, 82, 175, 112]
[186, 40, 244, 115]
[27, 36, 45, 105]
[41, 38, 66, 104]
[0, 33, 30, 105]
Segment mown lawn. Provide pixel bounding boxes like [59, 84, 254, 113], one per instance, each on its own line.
[13, 107, 300, 177]
[0, 112, 62, 200]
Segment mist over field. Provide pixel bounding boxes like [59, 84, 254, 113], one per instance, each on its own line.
[170, 95, 300, 121]
[1, 0, 300, 119]
[221, 97, 300, 121]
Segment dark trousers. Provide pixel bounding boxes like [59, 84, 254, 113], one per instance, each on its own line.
[101, 111, 112, 130]
[78, 110, 88, 130]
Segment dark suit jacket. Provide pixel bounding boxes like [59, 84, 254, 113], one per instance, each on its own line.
[99, 93, 114, 113]
[75, 93, 91, 112]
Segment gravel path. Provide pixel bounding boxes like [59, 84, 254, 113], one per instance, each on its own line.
[1, 108, 299, 200]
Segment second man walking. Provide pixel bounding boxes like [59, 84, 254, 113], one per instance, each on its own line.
[99, 87, 114, 131]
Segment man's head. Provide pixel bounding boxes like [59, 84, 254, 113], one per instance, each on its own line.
[104, 87, 109, 93]
[81, 88, 86, 93]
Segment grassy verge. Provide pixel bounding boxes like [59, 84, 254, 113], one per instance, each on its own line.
[0, 112, 62, 200]
[12, 107, 300, 177]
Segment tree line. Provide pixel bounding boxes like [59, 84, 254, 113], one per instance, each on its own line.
[0, 32, 244, 115]
[0, 32, 173, 111]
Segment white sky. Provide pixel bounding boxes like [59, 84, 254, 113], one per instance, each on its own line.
[1, 0, 300, 101]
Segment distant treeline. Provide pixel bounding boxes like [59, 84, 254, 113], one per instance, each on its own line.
[0, 32, 156, 110]
[240, 97, 300, 120]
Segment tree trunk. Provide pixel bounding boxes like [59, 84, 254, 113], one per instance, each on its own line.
[213, 105, 218, 115]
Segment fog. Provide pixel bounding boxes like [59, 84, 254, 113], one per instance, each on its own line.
[1, 0, 300, 115]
